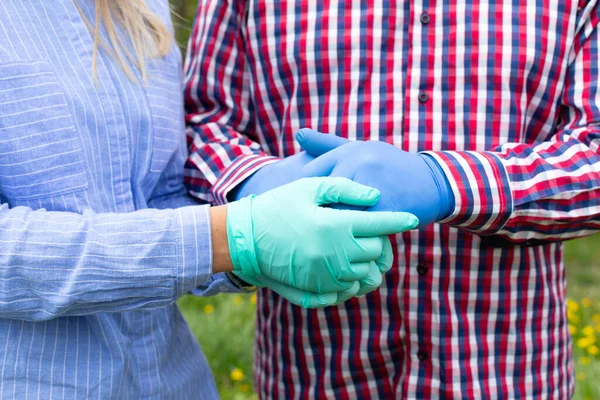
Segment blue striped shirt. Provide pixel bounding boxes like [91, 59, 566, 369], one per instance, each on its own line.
[0, 1, 236, 398]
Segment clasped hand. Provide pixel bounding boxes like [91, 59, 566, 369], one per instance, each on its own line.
[228, 177, 418, 308]
[231, 129, 455, 308]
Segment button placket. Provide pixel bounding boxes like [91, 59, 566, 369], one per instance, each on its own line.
[417, 7, 432, 106]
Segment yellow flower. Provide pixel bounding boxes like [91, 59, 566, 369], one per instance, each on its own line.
[241, 384, 251, 393]
[569, 325, 578, 336]
[250, 294, 257, 305]
[230, 368, 245, 382]
[568, 310, 580, 325]
[577, 372, 586, 381]
[203, 304, 215, 314]
[581, 356, 591, 365]
[568, 299, 579, 312]
[583, 326, 595, 336]
[233, 295, 244, 305]
[593, 314, 600, 324]
[582, 298, 592, 308]
[578, 336, 596, 349]
[588, 345, 599, 356]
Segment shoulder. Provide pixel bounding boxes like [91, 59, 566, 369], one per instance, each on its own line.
[144, 0, 173, 22]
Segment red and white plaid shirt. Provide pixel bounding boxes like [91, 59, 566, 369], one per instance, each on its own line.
[184, 0, 600, 397]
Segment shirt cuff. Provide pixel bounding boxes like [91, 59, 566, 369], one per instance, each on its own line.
[190, 272, 255, 297]
[210, 154, 280, 205]
[422, 150, 514, 234]
[175, 205, 214, 297]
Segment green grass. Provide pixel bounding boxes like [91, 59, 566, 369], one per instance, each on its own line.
[179, 235, 600, 399]
[564, 235, 600, 400]
[178, 294, 257, 399]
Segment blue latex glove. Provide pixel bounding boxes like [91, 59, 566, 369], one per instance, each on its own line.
[233, 152, 315, 201]
[296, 129, 455, 228]
[227, 177, 419, 296]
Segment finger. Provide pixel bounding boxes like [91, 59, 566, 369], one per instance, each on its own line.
[301, 292, 339, 309]
[334, 281, 361, 305]
[336, 261, 371, 282]
[296, 129, 350, 156]
[324, 166, 366, 210]
[375, 237, 394, 274]
[260, 277, 340, 308]
[333, 210, 419, 236]
[346, 237, 384, 263]
[312, 177, 380, 206]
[301, 150, 340, 178]
[356, 261, 384, 297]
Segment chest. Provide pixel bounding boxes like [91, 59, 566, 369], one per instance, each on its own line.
[0, 0, 183, 208]
[243, 0, 583, 149]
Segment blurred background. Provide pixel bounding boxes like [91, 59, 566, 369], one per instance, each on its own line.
[170, 2, 600, 399]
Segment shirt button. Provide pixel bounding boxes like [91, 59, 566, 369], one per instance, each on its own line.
[418, 92, 429, 103]
[417, 350, 429, 361]
[417, 264, 428, 275]
[420, 12, 431, 25]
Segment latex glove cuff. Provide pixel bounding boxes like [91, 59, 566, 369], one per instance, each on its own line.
[420, 154, 455, 221]
[226, 195, 262, 277]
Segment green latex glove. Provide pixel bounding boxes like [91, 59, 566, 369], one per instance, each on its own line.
[234, 273, 361, 308]
[353, 237, 395, 297]
[226, 177, 419, 295]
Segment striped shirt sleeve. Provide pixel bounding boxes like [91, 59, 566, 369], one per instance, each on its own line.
[183, 0, 279, 205]
[0, 204, 213, 321]
[425, 3, 600, 243]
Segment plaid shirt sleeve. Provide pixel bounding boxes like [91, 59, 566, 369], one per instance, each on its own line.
[183, 0, 279, 205]
[425, 4, 600, 243]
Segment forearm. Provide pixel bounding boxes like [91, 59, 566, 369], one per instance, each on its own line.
[0, 204, 212, 321]
[427, 126, 600, 243]
[185, 124, 279, 205]
[183, 0, 282, 204]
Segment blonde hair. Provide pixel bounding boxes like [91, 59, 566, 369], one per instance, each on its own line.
[77, 0, 173, 82]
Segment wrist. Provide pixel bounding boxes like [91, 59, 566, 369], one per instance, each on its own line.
[420, 154, 455, 220]
[209, 205, 234, 273]
[231, 169, 261, 201]
[226, 271, 257, 292]
[230, 159, 282, 201]
[224, 196, 262, 277]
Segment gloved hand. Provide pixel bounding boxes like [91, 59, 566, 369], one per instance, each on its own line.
[234, 273, 361, 308]
[296, 129, 455, 228]
[233, 152, 315, 201]
[226, 177, 419, 297]
[235, 233, 396, 308]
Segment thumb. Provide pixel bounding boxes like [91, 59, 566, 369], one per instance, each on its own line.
[269, 280, 339, 308]
[296, 129, 350, 156]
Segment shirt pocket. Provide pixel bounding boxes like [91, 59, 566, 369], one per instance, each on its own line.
[145, 47, 186, 174]
[0, 60, 88, 200]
